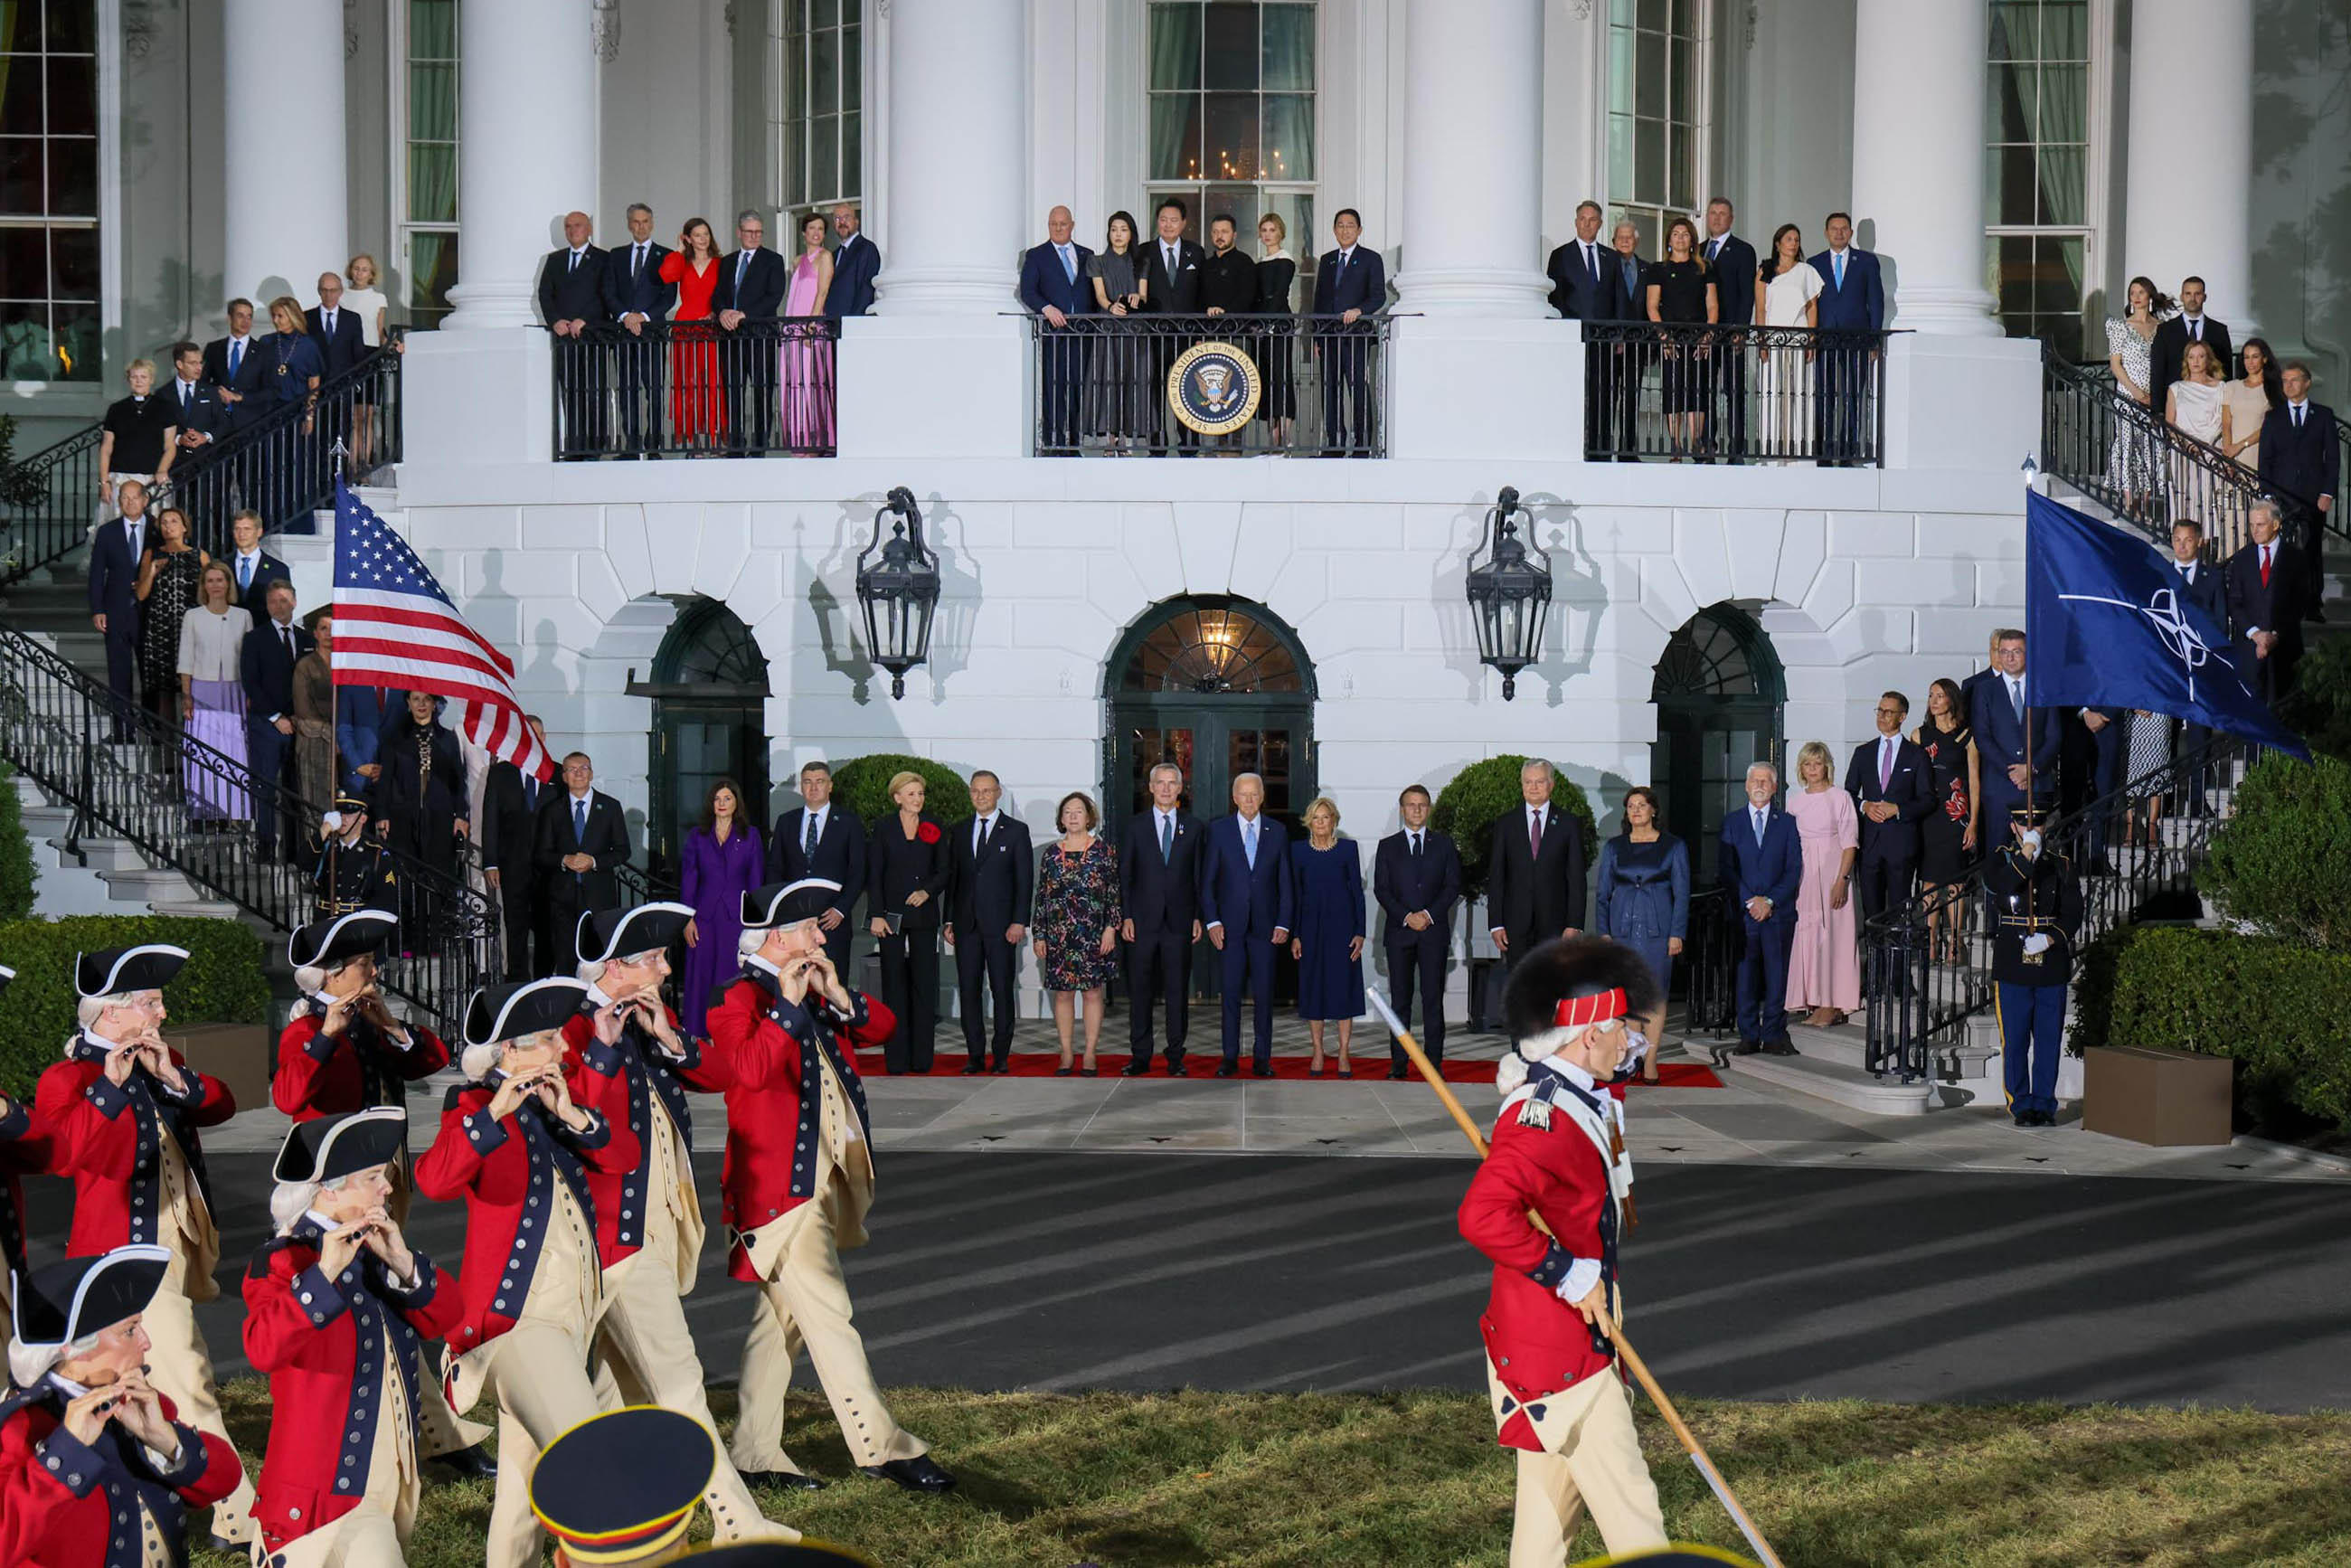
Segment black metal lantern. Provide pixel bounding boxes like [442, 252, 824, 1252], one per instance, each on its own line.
[854, 486, 941, 700]
[1463, 486, 1553, 700]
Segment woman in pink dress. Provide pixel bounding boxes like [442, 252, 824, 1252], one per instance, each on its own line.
[1785, 740, 1861, 1025]
[780, 211, 836, 452]
[659, 218, 724, 449]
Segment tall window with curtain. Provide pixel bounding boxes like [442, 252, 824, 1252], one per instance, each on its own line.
[1604, 0, 1711, 258]
[0, 0, 101, 382]
[1145, 1, 1316, 301]
[771, 0, 862, 216]
[1984, 0, 2091, 362]
[402, 0, 460, 328]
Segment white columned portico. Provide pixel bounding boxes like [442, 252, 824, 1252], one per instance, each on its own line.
[2126, 0, 2254, 328]
[1848, 0, 1998, 335]
[1396, 0, 1549, 316]
[222, 0, 347, 304]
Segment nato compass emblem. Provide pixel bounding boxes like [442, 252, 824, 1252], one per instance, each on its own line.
[1168, 340, 1263, 436]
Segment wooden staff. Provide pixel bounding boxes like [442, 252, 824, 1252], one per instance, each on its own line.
[1366, 988, 1784, 1568]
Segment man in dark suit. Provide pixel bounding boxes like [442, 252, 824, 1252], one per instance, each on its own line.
[306, 272, 368, 380]
[1844, 692, 1931, 986]
[2225, 500, 2317, 706]
[163, 341, 228, 455]
[1018, 205, 1097, 455]
[239, 579, 313, 861]
[1202, 772, 1293, 1078]
[824, 203, 880, 318]
[1374, 784, 1460, 1079]
[203, 298, 268, 433]
[1808, 213, 1885, 466]
[1719, 762, 1803, 1055]
[1311, 208, 1386, 456]
[711, 209, 789, 456]
[1548, 201, 1617, 459]
[1593, 218, 1648, 458]
[1484, 759, 1589, 969]
[481, 716, 555, 978]
[602, 202, 677, 458]
[1119, 760, 1204, 1075]
[2148, 278, 2233, 423]
[1141, 196, 1206, 455]
[2260, 364, 2340, 549]
[85, 479, 152, 737]
[222, 510, 290, 612]
[1974, 629, 2063, 830]
[540, 211, 612, 456]
[2165, 520, 2227, 812]
[1702, 198, 1759, 458]
[768, 760, 867, 977]
[945, 770, 1035, 1074]
[534, 751, 633, 968]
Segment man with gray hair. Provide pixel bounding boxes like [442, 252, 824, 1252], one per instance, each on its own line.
[1486, 758, 1589, 972]
[1119, 761, 1205, 1075]
[713, 207, 788, 453]
[1716, 761, 1802, 1058]
[604, 201, 677, 456]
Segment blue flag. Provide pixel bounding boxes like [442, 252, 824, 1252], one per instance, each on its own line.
[2024, 488, 2309, 760]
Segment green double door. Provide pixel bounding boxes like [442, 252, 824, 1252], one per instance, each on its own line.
[1651, 697, 1780, 885]
[648, 700, 769, 876]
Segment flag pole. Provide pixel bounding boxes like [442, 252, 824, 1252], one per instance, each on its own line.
[1364, 987, 1785, 1568]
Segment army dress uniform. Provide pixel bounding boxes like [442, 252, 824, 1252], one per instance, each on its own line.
[1984, 808, 2084, 1127]
[312, 800, 401, 919]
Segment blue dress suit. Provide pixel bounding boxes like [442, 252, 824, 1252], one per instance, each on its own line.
[1808, 245, 1884, 464]
[1719, 803, 1802, 1046]
[1203, 813, 1295, 1070]
[85, 515, 149, 733]
[1019, 239, 1097, 453]
[1592, 832, 1691, 1007]
[1310, 245, 1386, 453]
[1973, 669, 2062, 833]
[825, 232, 881, 318]
[1120, 807, 1204, 1070]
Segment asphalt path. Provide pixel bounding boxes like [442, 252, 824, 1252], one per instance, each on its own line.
[24, 1153, 2350, 1412]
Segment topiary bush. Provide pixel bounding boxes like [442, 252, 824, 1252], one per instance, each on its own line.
[828, 753, 977, 831]
[1427, 754, 1596, 902]
[0, 915, 272, 1097]
[2196, 752, 2351, 953]
[0, 765, 34, 921]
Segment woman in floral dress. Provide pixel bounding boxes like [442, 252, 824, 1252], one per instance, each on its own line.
[1032, 791, 1120, 1075]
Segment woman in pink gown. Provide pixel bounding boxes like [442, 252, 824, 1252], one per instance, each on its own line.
[1785, 740, 1861, 1025]
[780, 211, 836, 452]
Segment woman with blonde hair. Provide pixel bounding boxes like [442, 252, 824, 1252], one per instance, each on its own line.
[867, 770, 949, 1072]
[1784, 739, 1860, 1027]
[177, 558, 252, 826]
[1289, 795, 1365, 1076]
[1033, 790, 1120, 1074]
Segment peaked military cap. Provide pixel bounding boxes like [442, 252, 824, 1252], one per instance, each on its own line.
[529, 1405, 715, 1563]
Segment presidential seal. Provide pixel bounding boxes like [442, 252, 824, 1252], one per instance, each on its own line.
[1168, 339, 1263, 436]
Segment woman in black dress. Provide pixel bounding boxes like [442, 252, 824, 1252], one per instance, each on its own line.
[373, 689, 469, 941]
[867, 770, 949, 1074]
[1253, 213, 1299, 444]
[1912, 677, 1980, 966]
[1645, 215, 1718, 459]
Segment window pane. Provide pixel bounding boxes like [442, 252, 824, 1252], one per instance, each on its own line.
[2039, 63, 2085, 142]
[45, 55, 97, 137]
[1203, 3, 1256, 90]
[2041, 0, 2087, 61]
[1996, 233, 2034, 314]
[1262, 5, 1312, 91]
[2036, 236, 2084, 320]
[1669, 35, 1694, 120]
[1204, 90, 1257, 181]
[47, 0, 96, 52]
[0, 302, 49, 379]
[812, 0, 837, 30]
[1262, 91, 1311, 182]
[1635, 29, 1665, 118]
[1148, 92, 1201, 181]
[1981, 142, 2001, 228]
[1990, 62, 2034, 142]
[809, 113, 836, 203]
[1204, 183, 1257, 238]
[52, 300, 96, 378]
[49, 133, 92, 215]
[1608, 112, 1634, 201]
[1671, 0, 1696, 40]
[1996, 145, 2035, 225]
[411, 0, 458, 56]
[51, 222, 95, 297]
[1609, 25, 1633, 108]
[0, 228, 44, 298]
[841, 24, 860, 112]
[0, 136, 40, 214]
[409, 145, 458, 222]
[779, 115, 804, 205]
[1634, 118, 1663, 204]
[1638, 0, 1666, 32]
[1988, 0, 2035, 61]
[812, 28, 837, 118]
[1668, 123, 1693, 212]
[410, 63, 458, 140]
[1148, 4, 1202, 92]
[0, 62, 40, 137]
[409, 231, 459, 326]
[2035, 146, 2083, 226]
[842, 109, 860, 201]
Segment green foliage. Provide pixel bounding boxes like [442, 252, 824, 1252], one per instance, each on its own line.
[0, 915, 271, 1096]
[2196, 752, 2351, 953]
[1426, 754, 1595, 902]
[0, 766, 34, 921]
[827, 753, 977, 831]
[2278, 637, 2351, 764]
[2070, 925, 2351, 1130]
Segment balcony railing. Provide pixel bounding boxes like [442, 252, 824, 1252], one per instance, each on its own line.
[1022, 312, 1393, 458]
[0, 421, 101, 588]
[551, 319, 839, 459]
[1579, 323, 1893, 467]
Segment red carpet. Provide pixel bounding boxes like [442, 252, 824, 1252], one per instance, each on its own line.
[852, 1048, 1723, 1089]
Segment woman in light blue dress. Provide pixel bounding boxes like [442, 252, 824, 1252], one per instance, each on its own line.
[1591, 786, 1690, 1082]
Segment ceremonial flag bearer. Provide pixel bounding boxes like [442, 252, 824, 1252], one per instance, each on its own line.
[312, 796, 401, 918]
[1985, 804, 2083, 1128]
[1459, 937, 1671, 1565]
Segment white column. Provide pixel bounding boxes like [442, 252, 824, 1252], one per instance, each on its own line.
[2126, 0, 2254, 328]
[876, 0, 1026, 313]
[1397, 0, 1549, 315]
[222, 0, 347, 305]
[440, 0, 599, 329]
[1849, 0, 1999, 335]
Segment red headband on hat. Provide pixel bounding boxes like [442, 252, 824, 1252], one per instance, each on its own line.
[1553, 988, 1628, 1029]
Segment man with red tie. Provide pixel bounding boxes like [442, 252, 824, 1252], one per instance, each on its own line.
[1486, 759, 1589, 970]
[2225, 499, 2317, 706]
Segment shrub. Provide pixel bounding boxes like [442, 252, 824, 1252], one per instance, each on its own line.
[2196, 752, 2351, 953]
[2278, 637, 2351, 764]
[1427, 754, 1595, 902]
[0, 915, 272, 1097]
[828, 753, 977, 832]
[0, 765, 33, 921]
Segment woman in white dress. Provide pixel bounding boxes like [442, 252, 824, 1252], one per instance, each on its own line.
[2104, 276, 2169, 519]
[2166, 338, 2227, 528]
[1753, 223, 1822, 461]
[344, 254, 392, 474]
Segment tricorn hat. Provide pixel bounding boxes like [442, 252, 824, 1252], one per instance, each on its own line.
[12, 1245, 173, 1355]
[1501, 936, 1663, 1046]
[272, 1106, 408, 1185]
[529, 1405, 716, 1564]
[464, 978, 590, 1049]
[288, 908, 400, 971]
[575, 902, 694, 967]
[741, 879, 841, 931]
[74, 944, 188, 1000]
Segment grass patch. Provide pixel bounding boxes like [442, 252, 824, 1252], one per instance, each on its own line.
[191, 1382, 2351, 1566]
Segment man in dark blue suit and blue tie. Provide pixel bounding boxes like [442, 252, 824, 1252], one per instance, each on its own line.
[1311, 209, 1385, 456]
[1119, 761, 1205, 1075]
[2166, 519, 2226, 812]
[1546, 200, 1615, 458]
[1808, 213, 1884, 466]
[85, 479, 153, 737]
[1974, 629, 2061, 834]
[601, 202, 677, 458]
[1718, 761, 1802, 1057]
[768, 760, 868, 978]
[1374, 785, 1461, 1078]
[1203, 773, 1294, 1078]
[712, 210, 790, 454]
[1019, 206, 1096, 455]
[823, 204, 881, 318]
[1845, 692, 1931, 988]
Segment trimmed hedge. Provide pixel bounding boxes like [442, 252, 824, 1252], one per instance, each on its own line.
[1427, 754, 1596, 903]
[2278, 635, 2351, 765]
[2070, 925, 2351, 1131]
[828, 754, 977, 832]
[2196, 752, 2351, 953]
[0, 916, 272, 1097]
[0, 765, 33, 921]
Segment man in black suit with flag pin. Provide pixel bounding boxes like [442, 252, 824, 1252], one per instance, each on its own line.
[769, 760, 866, 979]
[1119, 760, 1204, 1075]
[1374, 784, 1460, 1078]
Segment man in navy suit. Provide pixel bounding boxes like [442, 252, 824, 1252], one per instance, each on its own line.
[1141, 196, 1205, 456]
[1703, 199, 1759, 458]
[222, 509, 290, 612]
[1018, 206, 1096, 455]
[1808, 212, 1884, 467]
[945, 770, 1036, 1074]
[240, 580, 314, 861]
[1119, 761, 1204, 1075]
[306, 272, 368, 380]
[1719, 762, 1802, 1055]
[483, 715, 555, 978]
[1974, 629, 2062, 832]
[2225, 500, 2317, 706]
[541, 211, 612, 456]
[1311, 209, 1385, 456]
[1374, 784, 1460, 1077]
[2148, 277, 2232, 425]
[2165, 520, 2226, 811]
[1845, 693, 1931, 987]
[602, 202, 677, 458]
[712, 209, 790, 455]
[1203, 773, 1293, 1078]
[1592, 219, 1649, 458]
[85, 479, 153, 737]
[824, 203, 880, 319]
[1484, 759, 1589, 968]
[2259, 364, 2339, 549]
[767, 760, 868, 978]
[1547, 201, 1618, 459]
[202, 298, 269, 432]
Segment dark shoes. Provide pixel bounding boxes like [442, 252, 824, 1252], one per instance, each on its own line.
[1252, 1063, 1276, 1079]
[2013, 1109, 2056, 1128]
[961, 1060, 987, 1076]
[1762, 1038, 1799, 1057]
[434, 1443, 498, 1480]
[861, 1456, 956, 1493]
[1733, 1040, 1763, 1056]
[1122, 1060, 1152, 1077]
[1386, 1064, 1410, 1081]
[742, 1469, 827, 1491]
[991, 1061, 1012, 1075]
[1166, 1058, 1189, 1078]
[1215, 1063, 1240, 1079]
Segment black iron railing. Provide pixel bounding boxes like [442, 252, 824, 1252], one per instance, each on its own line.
[550, 319, 839, 459]
[1862, 728, 2250, 1082]
[0, 616, 495, 1035]
[1021, 312, 1393, 458]
[1678, 885, 1738, 1038]
[1580, 323, 1892, 467]
[0, 422, 102, 589]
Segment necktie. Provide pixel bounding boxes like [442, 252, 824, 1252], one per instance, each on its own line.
[1752, 808, 1766, 846]
[569, 252, 580, 274]
[1411, 832, 1423, 860]
[2180, 562, 2193, 581]
[1061, 245, 1075, 284]
[1879, 739, 1893, 791]
[1708, 239, 1720, 261]
[2010, 678, 2024, 720]
[977, 816, 992, 857]
[1529, 809, 1543, 859]
[281, 624, 294, 659]
[1165, 244, 1176, 278]
[325, 309, 335, 335]
[1835, 251, 1846, 288]
[239, 554, 251, 591]
[2261, 546, 2272, 588]
[574, 798, 587, 844]
[737, 251, 751, 291]
[1585, 242, 1598, 286]
[1243, 819, 1256, 868]
[2190, 319, 2201, 342]
[229, 339, 241, 378]
[524, 775, 537, 811]
[1159, 813, 1173, 862]
[634, 243, 645, 279]
[804, 811, 818, 856]
[2295, 405, 2306, 429]
[181, 383, 191, 413]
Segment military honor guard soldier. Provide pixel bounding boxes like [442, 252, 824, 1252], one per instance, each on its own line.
[1459, 938, 1672, 1565]
[1985, 804, 2084, 1129]
[313, 797, 401, 918]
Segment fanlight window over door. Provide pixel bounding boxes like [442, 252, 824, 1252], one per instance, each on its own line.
[1119, 601, 1307, 694]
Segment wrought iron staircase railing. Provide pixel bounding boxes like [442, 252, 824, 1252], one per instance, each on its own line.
[0, 423, 102, 590]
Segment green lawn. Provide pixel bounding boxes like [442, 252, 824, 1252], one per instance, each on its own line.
[192, 1382, 2351, 1567]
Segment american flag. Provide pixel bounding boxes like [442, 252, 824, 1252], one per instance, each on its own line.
[331, 480, 553, 781]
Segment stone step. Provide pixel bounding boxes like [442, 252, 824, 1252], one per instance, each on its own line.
[1717, 1049, 1939, 1117]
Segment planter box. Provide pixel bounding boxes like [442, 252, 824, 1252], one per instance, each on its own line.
[171, 1021, 273, 1115]
[2082, 1044, 2233, 1147]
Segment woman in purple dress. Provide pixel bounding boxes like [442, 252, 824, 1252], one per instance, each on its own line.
[680, 776, 766, 1037]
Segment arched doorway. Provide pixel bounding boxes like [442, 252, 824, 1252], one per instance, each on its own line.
[1650, 603, 1785, 882]
[630, 596, 771, 875]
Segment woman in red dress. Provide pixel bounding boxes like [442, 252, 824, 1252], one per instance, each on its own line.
[660, 218, 724, 450]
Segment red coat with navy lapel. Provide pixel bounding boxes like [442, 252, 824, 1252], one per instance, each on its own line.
[272, 1011, 452, 1119]
[242, 1224, 466, 1553]
[560, 1001, 729, 1270]
[704, 968, 892, 1282]
[0, 1381, 241, 1567]
[411, 1079, 639, 1356]
[33, 1044, 235, 1255]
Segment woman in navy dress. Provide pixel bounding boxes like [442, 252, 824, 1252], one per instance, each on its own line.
[1591, 786, 1689, 1082]
[253, 295, 326, 526]
[679, 776, 765, 1037]
[1288, 797, 1365, 1078]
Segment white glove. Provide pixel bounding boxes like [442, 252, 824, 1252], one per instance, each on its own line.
[2023, 932, 2052, 956]
[1554, 1257, 1601, 1304]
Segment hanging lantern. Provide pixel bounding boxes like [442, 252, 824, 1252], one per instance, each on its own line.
[854, 486, 941, 700]
[1463, 486, 1553, 701]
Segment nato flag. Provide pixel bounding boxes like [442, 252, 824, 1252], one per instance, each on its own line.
[2024, 488, 2309, 761]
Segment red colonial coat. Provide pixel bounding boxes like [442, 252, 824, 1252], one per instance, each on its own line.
[33, 1044, 235, 1256]
[704, 968, 892, 1281]
[272, 1011, 451, 1119]
[560, 1002, 729, 1270]
[242, 1225, 465, 1552]
[411, 1081, 639, 1355]
[0, 1383, 241, 1568]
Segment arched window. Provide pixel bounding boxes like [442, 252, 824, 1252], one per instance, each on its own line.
[1649, 603, 1784, 878]
[1119, 600, 1309, 694]
[637, 597, 771, 874]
